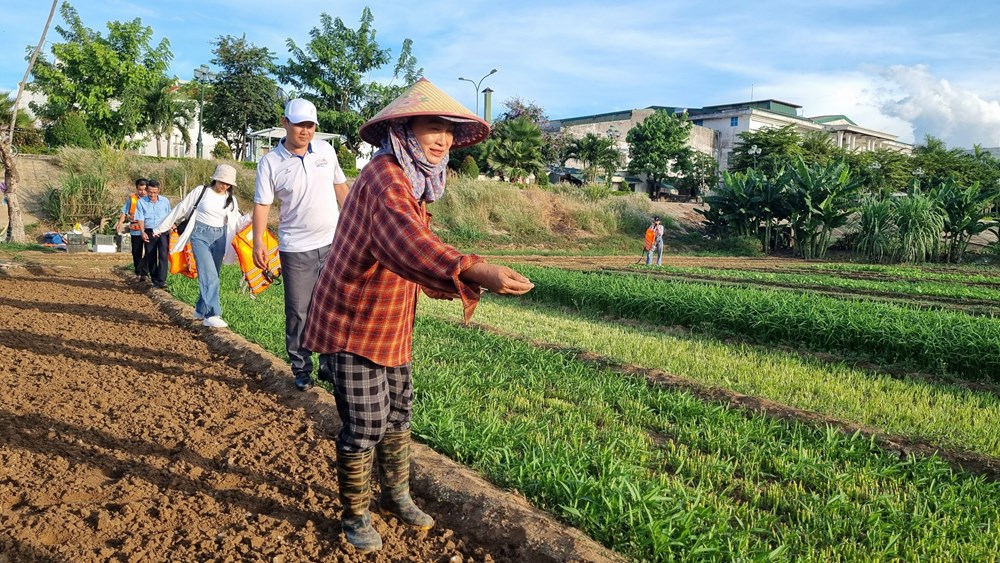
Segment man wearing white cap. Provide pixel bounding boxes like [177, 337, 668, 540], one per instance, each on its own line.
[252, 98, 350, 391]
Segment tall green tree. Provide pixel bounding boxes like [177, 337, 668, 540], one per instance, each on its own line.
[799, 131, 839, 166]
[626, 110, 692, 184]
[277, 8, 419, 150]
[456, 97, 548, 177]
[202, 35, 279, 160]
[911, 135, 974, 189]
[540, 130, 574, 169]
[697, 168, 788, 252]
[729, 125, 802, 177]
[676, 151, 720, 200]
[841, 148, 912, 197]
[28, 2, 172, 145]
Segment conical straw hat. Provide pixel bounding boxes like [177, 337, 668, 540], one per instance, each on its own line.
[359, 78, 491, 149]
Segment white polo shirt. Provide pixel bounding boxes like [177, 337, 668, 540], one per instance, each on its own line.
[254, 138, 347, 252]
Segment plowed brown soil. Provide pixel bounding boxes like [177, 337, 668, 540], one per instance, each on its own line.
[0, 251, 623, 563]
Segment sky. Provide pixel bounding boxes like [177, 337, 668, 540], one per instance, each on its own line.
[3, 0, 1000, 148]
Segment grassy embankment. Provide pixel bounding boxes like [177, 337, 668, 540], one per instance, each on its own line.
[5, 146, 664, 254]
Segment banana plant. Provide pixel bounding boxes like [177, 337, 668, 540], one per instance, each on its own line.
[930, 178, 1000, 263]
[787, 157, 861, 259]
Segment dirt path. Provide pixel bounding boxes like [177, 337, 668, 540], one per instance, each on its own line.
[0, 251, 622, 563]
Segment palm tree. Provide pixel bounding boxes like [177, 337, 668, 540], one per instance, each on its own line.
[142, 77, 196, 157]
[485, 117, 545, 183]
[566, 133, 621, 182]
[2, 92, 43, 149]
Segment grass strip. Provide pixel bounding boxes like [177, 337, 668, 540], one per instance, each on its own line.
[411, 315, 1000, 561]
[419, 296, 1000, 460]
[514, 265, 1000, 381]
[628, 265, 1000, 302]
[790, 261, 1000, 284]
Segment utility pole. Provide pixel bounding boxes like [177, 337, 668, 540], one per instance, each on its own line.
[193, 64, 216, 159]
[3, 0, 58, 244]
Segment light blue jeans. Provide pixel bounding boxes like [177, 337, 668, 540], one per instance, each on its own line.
[646, 238, 664, 266]
[190, 223, 226, 319]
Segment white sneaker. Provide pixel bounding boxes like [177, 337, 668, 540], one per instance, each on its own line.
[203, 316, 228, 328]
[193, 311, 204, 320]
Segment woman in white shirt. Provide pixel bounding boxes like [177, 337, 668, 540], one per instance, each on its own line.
[154, 164, 242, 327]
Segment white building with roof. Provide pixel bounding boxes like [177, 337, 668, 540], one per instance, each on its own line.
[551, 98, 912, 185]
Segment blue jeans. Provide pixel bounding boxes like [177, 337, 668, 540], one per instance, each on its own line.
[646, 239, 663, 266]
[190, 223, 226, 318]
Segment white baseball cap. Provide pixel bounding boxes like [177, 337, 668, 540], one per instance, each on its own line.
[284, 98, 318, 125]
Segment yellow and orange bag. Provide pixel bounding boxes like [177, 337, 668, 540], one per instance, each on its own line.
[232, 222, 281, 298]
[168, 230, 198, 279]
[643, 227, 656, 252]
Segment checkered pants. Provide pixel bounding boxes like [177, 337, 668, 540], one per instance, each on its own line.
[323, 352, 413, 452]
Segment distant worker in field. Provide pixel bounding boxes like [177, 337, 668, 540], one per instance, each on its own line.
[303, 78, 534, 554]
[645, 216, 664, 266]
[114, 178, 148, 281]
[252, 98, 349, 391]
[135, 179, 171, 289]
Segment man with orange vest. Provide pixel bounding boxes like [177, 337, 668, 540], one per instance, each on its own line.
[115, 178, 148, 280]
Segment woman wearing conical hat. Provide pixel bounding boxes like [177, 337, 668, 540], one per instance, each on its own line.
[303, 78, 533, 553]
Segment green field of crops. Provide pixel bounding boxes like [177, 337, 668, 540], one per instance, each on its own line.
[623, 264, 1000, 303]
[514, 265, 1000, 380]
[167, 260, 1000, 562]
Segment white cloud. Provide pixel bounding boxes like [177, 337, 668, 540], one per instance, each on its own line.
[877, 65, 1000, 149]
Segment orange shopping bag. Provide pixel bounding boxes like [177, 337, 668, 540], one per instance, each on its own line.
[168, 230, 198, 279]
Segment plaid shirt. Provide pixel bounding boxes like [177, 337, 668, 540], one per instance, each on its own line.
[303, 154, 484, 367]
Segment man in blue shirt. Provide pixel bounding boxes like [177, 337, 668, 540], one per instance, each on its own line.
[135, 179, 172, 288]
[114, 178, 148, 280]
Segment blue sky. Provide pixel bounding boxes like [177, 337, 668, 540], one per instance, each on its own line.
[4, 0, 1000, 148]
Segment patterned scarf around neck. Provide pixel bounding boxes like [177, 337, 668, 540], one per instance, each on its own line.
[374, 121, 449, 202]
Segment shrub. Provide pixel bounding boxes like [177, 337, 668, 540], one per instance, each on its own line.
[42, 170, 117, 227]
[459, 155, 480, 178]
[337, 144, 358, 175]
[601, 193, 654, 235]
[582, 182, 610, 201]
[211, 142, 233, 160]
[46, 112, 95, 148]
[854, 197, 896, 263]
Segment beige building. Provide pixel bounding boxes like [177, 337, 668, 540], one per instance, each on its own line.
[549, 99, 911, 196]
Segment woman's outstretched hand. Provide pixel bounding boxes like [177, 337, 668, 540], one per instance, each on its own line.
[460, 263, 534, 295]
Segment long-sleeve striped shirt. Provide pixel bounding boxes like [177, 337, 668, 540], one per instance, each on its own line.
[303, 154, 483, 367]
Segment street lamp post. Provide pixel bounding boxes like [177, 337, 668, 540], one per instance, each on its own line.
[193, 64, 216, 159]
[458, 68, 497, 118]
[748, 144, 762, 168]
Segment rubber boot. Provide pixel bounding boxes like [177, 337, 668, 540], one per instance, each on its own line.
[376, 429, 434, 529]
[336, 448, 382, 553]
